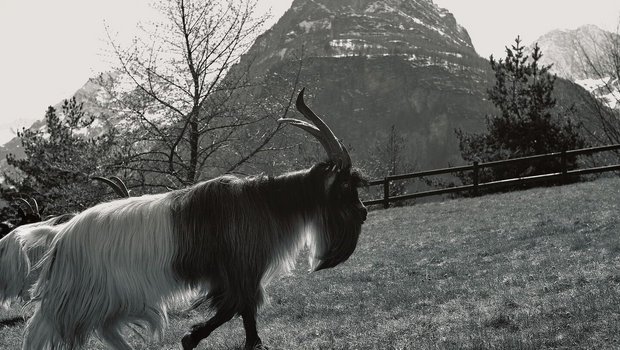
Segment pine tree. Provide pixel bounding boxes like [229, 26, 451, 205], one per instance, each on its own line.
[2, 98, 123, 215]
[456, 36, 585, 183]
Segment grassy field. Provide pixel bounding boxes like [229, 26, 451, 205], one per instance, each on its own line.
[1, 176, 619, 349]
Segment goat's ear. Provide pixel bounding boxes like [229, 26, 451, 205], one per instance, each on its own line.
[17, 207, 26, 219]
[324, 171, 337, 192]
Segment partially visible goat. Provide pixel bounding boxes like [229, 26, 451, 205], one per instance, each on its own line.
[92, 176, 130, 198]
[1, 177, 129, 305]
[0, 214, 73, 306]
[0, 199, 42, 239]
[23, 89, 367, 350]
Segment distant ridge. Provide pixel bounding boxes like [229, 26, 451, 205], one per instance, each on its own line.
[533, 24, 610, 80]
[532, 24, 620, 110]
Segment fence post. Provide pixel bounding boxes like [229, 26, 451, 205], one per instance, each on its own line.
[383, 178, 390, 209]
[561, 149, 568, 183]
[472, 161, 479, 196]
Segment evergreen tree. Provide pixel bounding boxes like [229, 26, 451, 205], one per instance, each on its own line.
[456, 36, 585, 183]
[2, 98, 123, 215]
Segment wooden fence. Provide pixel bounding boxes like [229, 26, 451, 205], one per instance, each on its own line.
[363, 144, 620, 208]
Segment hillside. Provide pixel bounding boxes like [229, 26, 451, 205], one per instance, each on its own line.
[2, 176, 619, 348]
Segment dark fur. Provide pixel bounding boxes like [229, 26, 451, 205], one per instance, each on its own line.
[170, 162, 366, 349]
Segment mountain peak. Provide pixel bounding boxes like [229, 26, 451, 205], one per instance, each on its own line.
[532, 24, 611, 80]
[531, 24, 620, 110]
[247, 0, 476, 74]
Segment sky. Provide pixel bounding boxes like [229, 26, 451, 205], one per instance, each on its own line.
[1, 0, 619, 145]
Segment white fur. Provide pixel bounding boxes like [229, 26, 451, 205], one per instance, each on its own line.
[23, 194, 195, 350]
[0, 219, 62, 306]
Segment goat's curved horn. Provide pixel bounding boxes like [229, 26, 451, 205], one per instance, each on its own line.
[16, 198, 34, 214]
[278, 88, 352, 170]
[92, 176, 130, 198]
[278, 118, 336, 159]
[109, 176, 130, 197]
[31, 198, 39, 215]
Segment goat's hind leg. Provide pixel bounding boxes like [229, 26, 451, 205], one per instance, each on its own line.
[97, 325, 133, 350]
[181, 307, 235, 350]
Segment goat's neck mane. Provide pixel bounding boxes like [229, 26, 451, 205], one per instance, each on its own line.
[170, 162, 342, 283]
[181, 163, 332, 217]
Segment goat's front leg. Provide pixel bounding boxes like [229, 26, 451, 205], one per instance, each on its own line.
[181, 308, 235, 350]
[242, 307, 265, 350]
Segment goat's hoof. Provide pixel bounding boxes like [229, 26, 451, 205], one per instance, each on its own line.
[245, 343, 268, 350]
[181, 333, 198, 350]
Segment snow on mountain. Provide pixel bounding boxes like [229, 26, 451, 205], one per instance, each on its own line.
[532, 24, 620, 110]
[576, 76, 620, 109]
[247, 0, 478, 76]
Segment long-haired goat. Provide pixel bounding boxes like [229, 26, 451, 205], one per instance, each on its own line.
[23, 89, 368, 350]
[0, 214, 73, 305]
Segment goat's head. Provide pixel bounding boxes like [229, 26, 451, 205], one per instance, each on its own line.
[280, 88, 367, 271]
[0, 198, 41, 239]
[16, 198, 42, 225]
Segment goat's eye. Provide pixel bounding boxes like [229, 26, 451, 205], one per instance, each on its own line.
[342, 182, 352, 192]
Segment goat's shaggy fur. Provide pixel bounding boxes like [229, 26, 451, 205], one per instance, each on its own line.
[0, 215, 73, 306]
[23, 164, 366, 350]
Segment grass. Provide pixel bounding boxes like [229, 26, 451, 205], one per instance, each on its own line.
[1, 176, 619, 349]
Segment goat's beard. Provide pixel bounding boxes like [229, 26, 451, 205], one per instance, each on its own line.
[309, 205, 362, 272]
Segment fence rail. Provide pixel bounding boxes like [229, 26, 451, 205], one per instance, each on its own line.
[363, 144, 620, 208]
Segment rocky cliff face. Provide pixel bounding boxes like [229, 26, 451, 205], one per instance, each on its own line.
[533, 25, 611, 80]
[532, 25, 620, 110]
[250, 0, 477, 72]
[242, 0, 496, 169]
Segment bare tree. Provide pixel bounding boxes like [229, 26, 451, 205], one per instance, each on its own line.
[576, 22, 620, 148]
[363, 125, 416, 205]
[99, 0, 288, 189]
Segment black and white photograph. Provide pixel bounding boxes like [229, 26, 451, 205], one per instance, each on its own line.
[1, 0, 619, 349]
